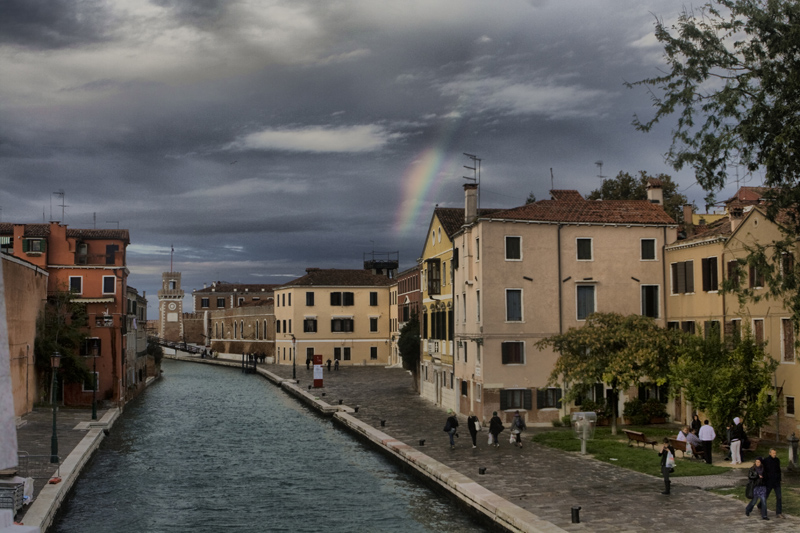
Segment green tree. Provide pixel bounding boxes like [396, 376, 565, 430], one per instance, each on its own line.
[526, 192, 536, 204]
[398, 314, 420, 391]
[35, 290, 91, 401]
[587, 171, 688, 223]
[537, 313, 680, 435]
[147, 337, 164, 366]
[671, 327, 778, 433]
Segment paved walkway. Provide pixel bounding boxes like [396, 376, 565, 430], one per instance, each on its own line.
[264, 362, 797, 532]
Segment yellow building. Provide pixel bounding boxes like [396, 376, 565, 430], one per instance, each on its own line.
[273, 268, 393, 366]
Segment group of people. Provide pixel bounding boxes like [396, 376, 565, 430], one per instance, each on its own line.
[745, 450, 784, 520]
[444, 410, 526, 449]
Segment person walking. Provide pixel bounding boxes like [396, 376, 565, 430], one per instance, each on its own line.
[510, 410, 526, 448]
[763, 448, 784, 519]
[730, 416, 745, 465]
[489, 411, 504, 447]
[444, 409, 459, 449]
[326, 359, 332, 371]
[745, 457, 769, 520]
[334, 359, 339, 371]
[698, 419, 716, 464]
[467, 412, 480, 448]
[658, 438, 676, 495]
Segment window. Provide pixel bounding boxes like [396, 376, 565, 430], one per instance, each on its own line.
[288, 293, 291, 306]
[344, 347, 351, 361]
[681, 321, 696, 334]
[536, 388, 562, 409]
[102, 276, 115, 294]
[577, 238, 592, 260]
[369, 317, 378, 332]
[476, 238, 480, 260]
[331, 292, 341, 306]
[288, 319, 292, 333]
[303, 318, 317, 333]
[701, 257, 719, 292]
[217, 297, 224, 308]
[23, 238, 46, 254]
[82, 338, 101, 357]
[476, 290, 481, 322]
[749, 265, 765, 288]
[753, 319, 765, 345]
[331, 318, 354, 332]
[476, 383, 481, 402]
[726, 319, 742, 343]
[238, 297, 244, 306]
[505, 236, 522, 260]
[727, 260, 741, 287]
[787, 396, 796, 416]
[105, 244, 118, 265]
[501, 341, 524, 364]
[783, 252, 795, 276]
[667, 321, 680, 330]
[83, 372, 99, 392]
[704, 320, 720, 340]
[671, 261, 695, 294]
[453, 247, 459, 269]
[277, 321, 281, 334]
[282, 294, 286, 306]
[427, 259, 441, 295]
[69, 276, 82, 294]
[343, 292, 354, 306]
[641, 239, 656, 260]
[370, 347, 378, 360]
[782, 318, 795, 363]
[506, 289, 522, 322]
[641, 285, 659, 318]
[370, 292, 378, 306]
[201, 298, 209, 308]
[501, 389, 533, 410]
[576, 285, 595, 320]
[461, 380, 468, 396]
[306, 292, 314, 306]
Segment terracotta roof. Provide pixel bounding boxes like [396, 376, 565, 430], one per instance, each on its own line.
[483, 190, 676, 225]
[281, 268, 394, 288]
[435, 207, 503, 238]
[688, 215, 732, 240]
[194, 283, 278, 294]
[725, 186, 769, 205]
[0, 223, 129, 242]
[0, 223, 49, 237]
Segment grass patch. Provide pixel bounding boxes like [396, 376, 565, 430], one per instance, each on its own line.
[531, 427, 731, 477]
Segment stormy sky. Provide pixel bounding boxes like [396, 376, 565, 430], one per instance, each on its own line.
[0, 0, 755, 315]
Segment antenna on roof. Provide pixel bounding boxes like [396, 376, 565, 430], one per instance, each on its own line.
[106, 220, 119, 229]
[463, 153, 482, 210]
[53, 189, 67, 222]
[550, 168, 554, 191]
[93, 212, 96, 229]
[595, 160, 607, 181]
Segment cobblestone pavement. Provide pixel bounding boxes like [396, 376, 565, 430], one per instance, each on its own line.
[10, 407, 109, 520]
[265, 363, 797, 532]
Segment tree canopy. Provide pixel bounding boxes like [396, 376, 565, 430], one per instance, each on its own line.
[537, 313, 680, 434]
[587, 171, 688, 222]
[630, 0, 800, 219]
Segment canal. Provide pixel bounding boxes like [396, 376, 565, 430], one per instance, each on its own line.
[52, 359, 486, 532]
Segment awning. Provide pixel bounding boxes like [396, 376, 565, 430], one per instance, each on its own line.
[72, 297, 115, 303]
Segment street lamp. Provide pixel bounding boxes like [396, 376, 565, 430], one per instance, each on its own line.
[91, 343, 99, 420]
[50, 351, 61, 463]
[291, 334, 297, 380]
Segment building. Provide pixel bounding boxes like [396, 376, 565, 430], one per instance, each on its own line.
[0, 222, 130, 407]
[273, 268, 393, 366]
[452, 184, 678, 425]
[2, 253, 48, 416]
[124, 286, 148, 401]
[157, 271, 184, 342]
[208, 299, 275, 357]
[192, 282, 278, 311]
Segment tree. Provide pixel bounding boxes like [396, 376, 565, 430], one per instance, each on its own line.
[526, 192, 537, 204]
[671, 327, 778, 433]
[587, 171, 688, 222]
[537, 313, 680, 435]
[34, 290, 91, 401]
[398, 314, 421, 391]
[147, 337, 164, 366]
[630, 1, 800, 220]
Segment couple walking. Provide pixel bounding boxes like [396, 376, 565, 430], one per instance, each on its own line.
[446, 410, 526, 448]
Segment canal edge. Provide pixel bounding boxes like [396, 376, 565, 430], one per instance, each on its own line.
[165, 353, 567, 533]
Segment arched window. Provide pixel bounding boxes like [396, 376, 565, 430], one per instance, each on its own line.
[264, 320, 268, 339]
[240, 320, 244, 340]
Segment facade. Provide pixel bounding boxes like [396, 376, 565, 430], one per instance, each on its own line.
[192, 282, 277, 311]
[273, 268, 393, 366]
[208, 300, 275, 357]
[0, 222, 130, 407]
[390, 266, 421, 368]
[2, 253, 48, 416]
[452, 185, 678, 425]
[124, 286, 148, 401]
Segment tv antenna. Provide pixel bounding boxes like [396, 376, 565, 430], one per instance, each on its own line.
[463, 153, 482, 210]
[595, 160, 607, 180]
[53, 189, 68, 222]
[106, 220, 119, 229]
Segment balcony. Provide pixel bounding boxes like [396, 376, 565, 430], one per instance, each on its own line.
[75, 252, 118, 266]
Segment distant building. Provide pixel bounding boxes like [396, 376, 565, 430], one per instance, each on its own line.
[208, 299, 275, 357]
[157, 271, 184, 342]
[125, 286, 148, 401]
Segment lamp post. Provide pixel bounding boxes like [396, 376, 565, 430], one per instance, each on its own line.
[91, 344, 98, 420]
[50, 351, 61, 463]
[291, 334, 297, 380]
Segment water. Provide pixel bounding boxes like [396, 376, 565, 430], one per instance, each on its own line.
[52, 359, 486, 532]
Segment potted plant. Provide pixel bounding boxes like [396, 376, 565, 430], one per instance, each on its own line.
[643, 398, 669, 424]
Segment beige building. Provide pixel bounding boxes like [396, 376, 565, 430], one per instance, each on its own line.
[124, 286, 148, 401]
[2, 253, 48, 417]
[273, 268, 393, 366]
[666, 203, 800, 439]
[453, 184, 678, 425]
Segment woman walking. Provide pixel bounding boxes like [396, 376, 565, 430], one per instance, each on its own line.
[510, 410, 526, 448]
[489, 411, 504, 447]
[658, 438, 675, 495]
[467, 412, 480, 448]
[745, 457, 769, 520]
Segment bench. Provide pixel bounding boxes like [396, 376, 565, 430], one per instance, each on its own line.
[623, 429, 658, 449]
[668, 438, 704, 460]
[720, 437, 761, 458]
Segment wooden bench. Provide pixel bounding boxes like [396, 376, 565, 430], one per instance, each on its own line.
[668, 438, 704, 460]
[623, 429, 658, 449]
[720, 437, 761, 457]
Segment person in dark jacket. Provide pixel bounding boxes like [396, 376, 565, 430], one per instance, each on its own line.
[444, 409, 459, 449]
[658, 438, 675, 495]
[489, 411, 504, 447]
[466, 412, 480, 448]
[510, 410, 526, 448]
[763, 448, 784, 519]
[745, 457, 769, 520]
[690, 414, 702, 434]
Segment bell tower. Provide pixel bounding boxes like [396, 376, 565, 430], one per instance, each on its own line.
[158, 271, 184, 342]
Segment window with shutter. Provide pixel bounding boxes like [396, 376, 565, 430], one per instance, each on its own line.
[641, 239, 656, 260]
[505, 236, 522, 260]
[331, 292, 342, 306]
[306, 292, 314, 306]
[577, 238, 592, 260]
[506, 289, 522, 321]
[701, 257, 718, 291]
[501, 342, 524, 364]
[343, 292, 354, 306]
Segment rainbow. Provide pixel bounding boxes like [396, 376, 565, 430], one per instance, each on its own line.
[394, 118, 464, 236]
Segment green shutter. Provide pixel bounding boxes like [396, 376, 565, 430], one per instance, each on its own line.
[500, 391, 508, 411]
[536, 389, 545, 409]
[22, 239, 28, 252]
[524, 389, 533, 410]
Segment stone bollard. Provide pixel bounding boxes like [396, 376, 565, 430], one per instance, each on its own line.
[339, 399, 343, 405]
[354, 405, 359, 413]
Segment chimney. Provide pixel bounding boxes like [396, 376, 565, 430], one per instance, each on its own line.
[646, 178, 663, 205]
[730, 206, 744, 232]
[683, 205, 694, 237]
[464, 183, 478, 222]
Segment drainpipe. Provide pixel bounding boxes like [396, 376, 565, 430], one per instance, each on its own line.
[662, 227, 667, 323]
[558, 224, 563, 334]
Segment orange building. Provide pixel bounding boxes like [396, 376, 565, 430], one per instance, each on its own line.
[0, 222, 130, 407]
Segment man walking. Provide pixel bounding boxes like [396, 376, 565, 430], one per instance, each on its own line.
[444, 409, 459, 449]
[698, 419, 716, 464]
[763, 448, 784, 518]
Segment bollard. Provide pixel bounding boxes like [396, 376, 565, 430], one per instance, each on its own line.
[354, 405, 359, 413]
[321, 393, 326, 396]
[478, 467, 486, 475]
[339, 399, 343, 405]
[419, 439, 425, 446]
[571, 506, 581, 524]
[308, 385, 312, 390]
[380, 420, 385, 427]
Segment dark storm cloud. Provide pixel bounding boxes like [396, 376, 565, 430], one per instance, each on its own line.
[0, 0, 114, 49]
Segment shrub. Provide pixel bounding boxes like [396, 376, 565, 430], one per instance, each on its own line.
[642, 398, 669, 420]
